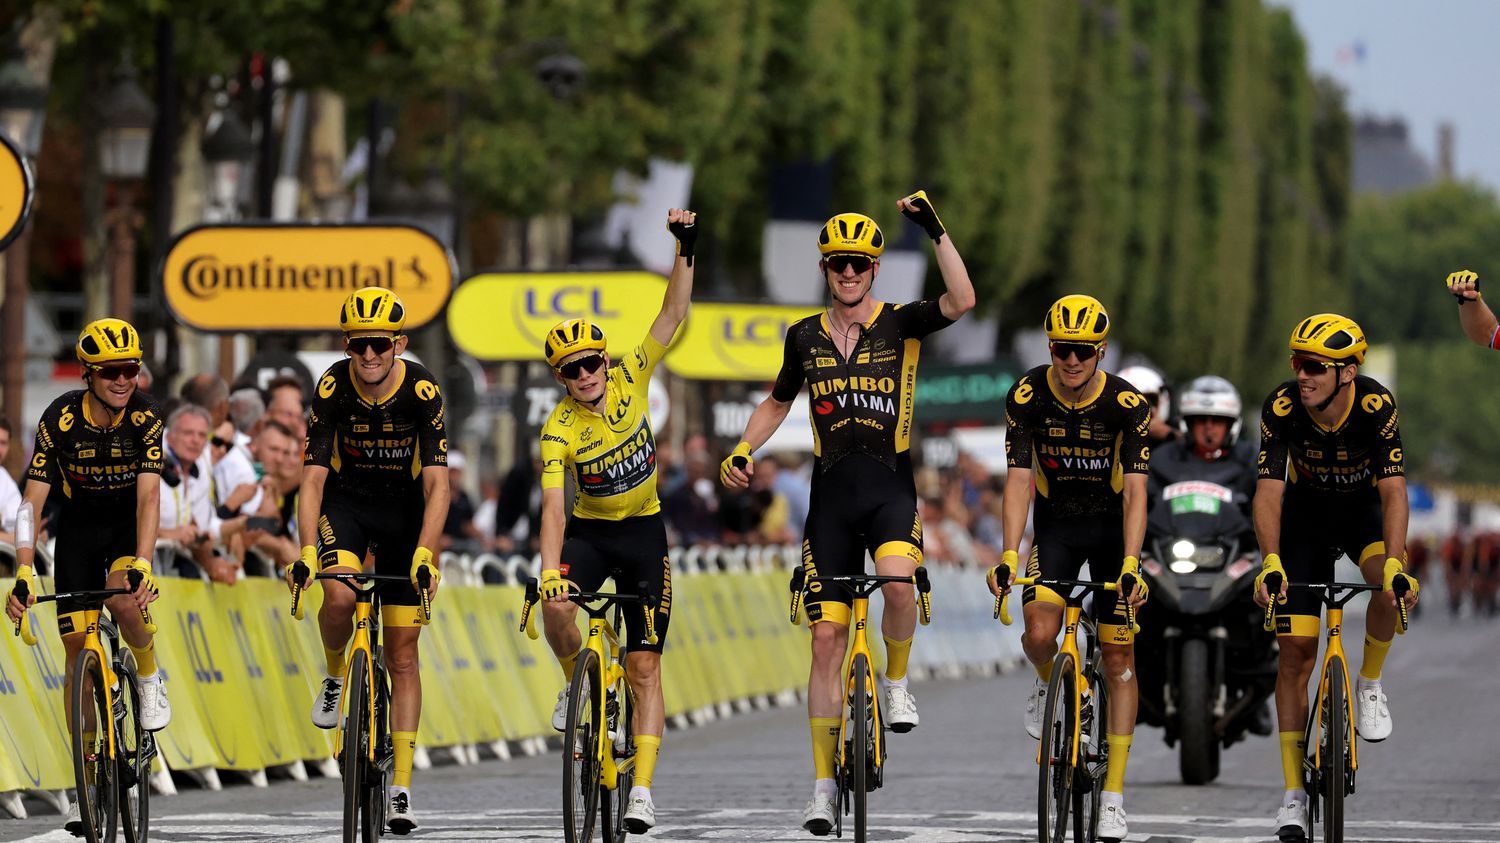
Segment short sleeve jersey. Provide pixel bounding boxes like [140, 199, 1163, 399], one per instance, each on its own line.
[1256, 376, 1403, 504]
[304, 359, 449, 500]
[27, 390, 165, 506]
[1005, 366, 1152, 519]
[771, 300, 954, 474]
[540, 334, 668, 520]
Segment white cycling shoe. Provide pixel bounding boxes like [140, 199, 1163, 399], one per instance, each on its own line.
[802, 792, 835, 836]
[1024, 677, 1047, 739]
[137, 673, 172, 732]
[1097, 803, 1128, 842]
[552, 685, 569, 732]
[311, 676, 343, 730]
[1276, 799, 1310, 841]
[1355, 677, 1393, 742]
[623, 792, 656, 834]
[387, 789, 417, 835]
[884, 683, 919, 732]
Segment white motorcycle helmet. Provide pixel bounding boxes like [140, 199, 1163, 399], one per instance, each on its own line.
[1177, 375, 1242, 445]
[1117, 364, 1169, 418]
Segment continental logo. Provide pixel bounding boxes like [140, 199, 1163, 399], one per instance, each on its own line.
[809, 376, 896, 399]
[178, 255, 427, 301]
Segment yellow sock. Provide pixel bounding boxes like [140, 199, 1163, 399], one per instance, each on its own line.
[633, 734, 661, 789]
[1102, 734, 1132, 793]
[129, 638, 157, 677]
[559, 648, 580, 681]
[1279, 731, 1306, 791]
[810, 717, 840, 780]
[392, 731, 417, 789]
[1360, 634, 1392, 681]
[1036, 657, 1054, 683]
[883, 634, 913, 682]
[325, 645, 346, 677]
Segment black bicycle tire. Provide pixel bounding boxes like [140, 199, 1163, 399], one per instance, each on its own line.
[1073, 664, 1107, 843]
[363, 660, 391, 842]
[1177, 638, 1221, 785]
[563, 649, 602, 843]
[1323, 657, 1347, 843]
[850, 653, 871, 843]
[117, 657, 149, 843]
[342, 655, 370, 843]
[604, 675, 635, 843]
[72, 646, 118, 843]
[1038, 653, 1075, 843]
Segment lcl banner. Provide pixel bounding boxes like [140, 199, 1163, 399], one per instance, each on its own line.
[448, 271, 667, 362]
[160, 224, 455, 332]
[665, 303, 818, 381]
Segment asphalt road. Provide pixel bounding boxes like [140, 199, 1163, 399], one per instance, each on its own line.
[4, 608, 1498, 842]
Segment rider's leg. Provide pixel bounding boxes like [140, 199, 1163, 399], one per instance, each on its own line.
[808, 614, 850, 797]
[1099, 641, 1136, 801]
[1020, 600, 1064, 677]
[105, 559, 156, 675]
[384, 617, 424, 792]
[1357, 544, 1398, 680]
[626, 651, 664, 793]
[317, 551, 364, 677]
[874, 551, 918, 682]
[540, 600, 583, 675]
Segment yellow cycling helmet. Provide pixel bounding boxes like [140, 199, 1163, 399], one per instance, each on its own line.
[76, 318, 142, 365]
[818, 213, 885, 258]
[1289, 313, 1366, 364]
[544, 318, 608, 368]
[339, 287, 407, 334]
[1044, 294, 1110, 342]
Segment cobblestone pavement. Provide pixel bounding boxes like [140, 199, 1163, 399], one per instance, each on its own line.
[5, 610, 1498, 842]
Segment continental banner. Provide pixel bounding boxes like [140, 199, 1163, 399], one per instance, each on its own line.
[0, 131, 36, 251]
[665, 303, 819, 381]
[448, 271, 666, 362]
[160, 223, 455, 333]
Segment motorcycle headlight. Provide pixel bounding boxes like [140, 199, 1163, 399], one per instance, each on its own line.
[1167, 540, 1228, 573]
[1171, 539, 1196, 560]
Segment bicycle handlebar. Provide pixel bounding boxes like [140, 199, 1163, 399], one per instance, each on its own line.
[517, 578, 658, 645]
[785, 565, 933, 626]
[1260, 572, 1412, 635]
[11, 571, 147, 647]
[987, 565, 1137, 634]
[289, 570, 430, 624]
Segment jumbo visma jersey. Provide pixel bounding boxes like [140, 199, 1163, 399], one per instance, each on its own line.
[1256, 375, 1403, 504]
[305, 359, 449, 500]
[27, 391, 165, 505]
[540, 334, 667, 520]
[771, 300, 954, 474]
[1005, 366, 1152, 519]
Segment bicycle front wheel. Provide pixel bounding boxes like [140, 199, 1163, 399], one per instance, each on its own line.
[1322, 657, 1348, 843]
[601, 677, 635, 843]
[1073, 668, 1108, 843]
[849, 653, 872, 843]
[117, 658, 150, 843]
[71, 647, 118, 843]
[1037, 653, 1076, 843]
[563, 649, 602, 843]
[341, 655, 370, 843]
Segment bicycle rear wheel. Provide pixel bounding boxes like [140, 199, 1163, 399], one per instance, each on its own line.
[1037, 653, 1076, 843]
[563, 649, 602, 843]
[341, 655, 370, 843]
[1321, 658, 1348, 843]
[849, 653, 872, 843]
[117, 658, 150, 843]
[71, 647, 118, 843]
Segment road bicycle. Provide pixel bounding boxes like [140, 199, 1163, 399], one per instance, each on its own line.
[292, 568, 431, 842]
[14, 572, 157, 843]
[786, 565, 932, 842]
[1261, 571, 1412, 843]
[991, 564, 1138, 843]
[519, 578, 657, 843]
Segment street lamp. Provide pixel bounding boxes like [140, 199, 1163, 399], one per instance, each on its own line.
[0, 31, 45, 480]
[99, 57, 154, 322]
[201, 94, 255, 223]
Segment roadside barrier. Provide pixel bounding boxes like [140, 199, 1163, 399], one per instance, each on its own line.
[0, 545, 1020, 817]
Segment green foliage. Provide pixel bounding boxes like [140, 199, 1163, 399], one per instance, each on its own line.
[1394, 341, 1500, 484]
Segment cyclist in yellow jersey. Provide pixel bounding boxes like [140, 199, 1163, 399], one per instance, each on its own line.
[538, 208, 697, 834]
[720, 192, 974, 836]
[988, 295, 1151, 843]
[1251, 314, 1419, 841]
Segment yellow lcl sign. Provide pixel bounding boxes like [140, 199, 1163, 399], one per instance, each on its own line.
[0, 132, 36, 251]
[161, 224, 454, 332]
[449, 272, 667, 362]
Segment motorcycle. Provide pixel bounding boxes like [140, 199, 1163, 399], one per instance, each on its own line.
[1135, 477, 1278, 785]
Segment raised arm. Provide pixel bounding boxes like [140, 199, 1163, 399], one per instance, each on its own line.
[898, 191, 975, 322]
[648, 208, 698, 348]
[1445, 269, 1500, 348]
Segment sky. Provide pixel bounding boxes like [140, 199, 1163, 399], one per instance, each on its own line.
[1275, 0, 1500, 190]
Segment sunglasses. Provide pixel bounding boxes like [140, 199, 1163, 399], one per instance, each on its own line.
[92, 362, 141, 382]
[1050, 341, 1101, 362]
[825, 254, 873, 274]
[1290, 355, 1346, 376]
[558, 354, 606, 380]
[346, 336, 395, 356]
[211, 435, 232, 449]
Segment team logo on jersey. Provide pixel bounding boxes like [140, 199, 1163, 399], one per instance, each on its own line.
[1013, 381, 1034, 405]
[1117, 391, 1143, 409]
[59, 409, 75, 432]
[319, 374, 337, 398]
[1361, 394, 1386, 414]
[816, 356, 837, 368]
[415, 380, 440, 402]
[575, 418, 657, 499]
[1389, 447, 1402, 463]
[31, 452, 46, 469]
[131, 410, 152, 427]
[1272, 395, 1294, 417]
[145, 446, 161, 461]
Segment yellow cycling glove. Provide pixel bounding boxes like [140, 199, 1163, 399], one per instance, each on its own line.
[290, 545, 320, 587]
[719, 442, 753, 486]
[540, 568, 573, 601]
[1255, 553, 1288, 603]
[410, 547, 439, 592]
[1446, 269, 1481, 304]
[1117, 555, 1148, 602]
[1382, 557, 1419, 597]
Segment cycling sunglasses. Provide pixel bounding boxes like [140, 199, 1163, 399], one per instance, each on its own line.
[558, 354, 606, 380]
[91, 362, 141, 382]
[346, 336, 395, 356]
[1290, 355, 1346, 376]
[1049, 341, 1101, 362]
[210, 435, 232, 449]
[825, 254, 874, 274]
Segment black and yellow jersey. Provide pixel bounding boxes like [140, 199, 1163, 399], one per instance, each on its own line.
[26, 390, 164, 505]
[771, 300, 954, 474]
[305, 358, 448, 500]
[1005, 366, 1152, 519]
[540, 334, 667, 520]
[1256, 376, 1403, 503]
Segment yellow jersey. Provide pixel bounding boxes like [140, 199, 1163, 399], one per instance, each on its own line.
[540, 334, 667, 520]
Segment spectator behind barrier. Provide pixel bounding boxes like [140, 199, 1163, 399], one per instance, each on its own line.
[181, 373, 231, 428]
[241, 420, 302, 571]
[211, 419, 258, 515]
[661, 444, 723, 545]
[265, 374, 307, 440]
[494, 448, 543, 555]
[441, 450, 485, 553]
[159, 404, 247, 584]
[228, 387, 266, 446]
[0, 417, 20, 548]
[472, 473, 499, 549]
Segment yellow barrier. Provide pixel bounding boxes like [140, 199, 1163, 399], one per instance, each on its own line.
[1, 565, 811, 794]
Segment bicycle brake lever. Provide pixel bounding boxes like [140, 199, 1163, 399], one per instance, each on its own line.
[788, 565, 806, 625]
[128, 569, 157, 635]
[417, 567, 432, 625]
[1120, 574, 1141, 635]
[1262, 572, 1283, 633]
[11, 579, 36, 646]
[290, 561, 310, 620]
[638, 580, 660, 645]
[990, 565, 1012, 624]
[1392, 574, 1410, 635]
[913, 567, 932, 626]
